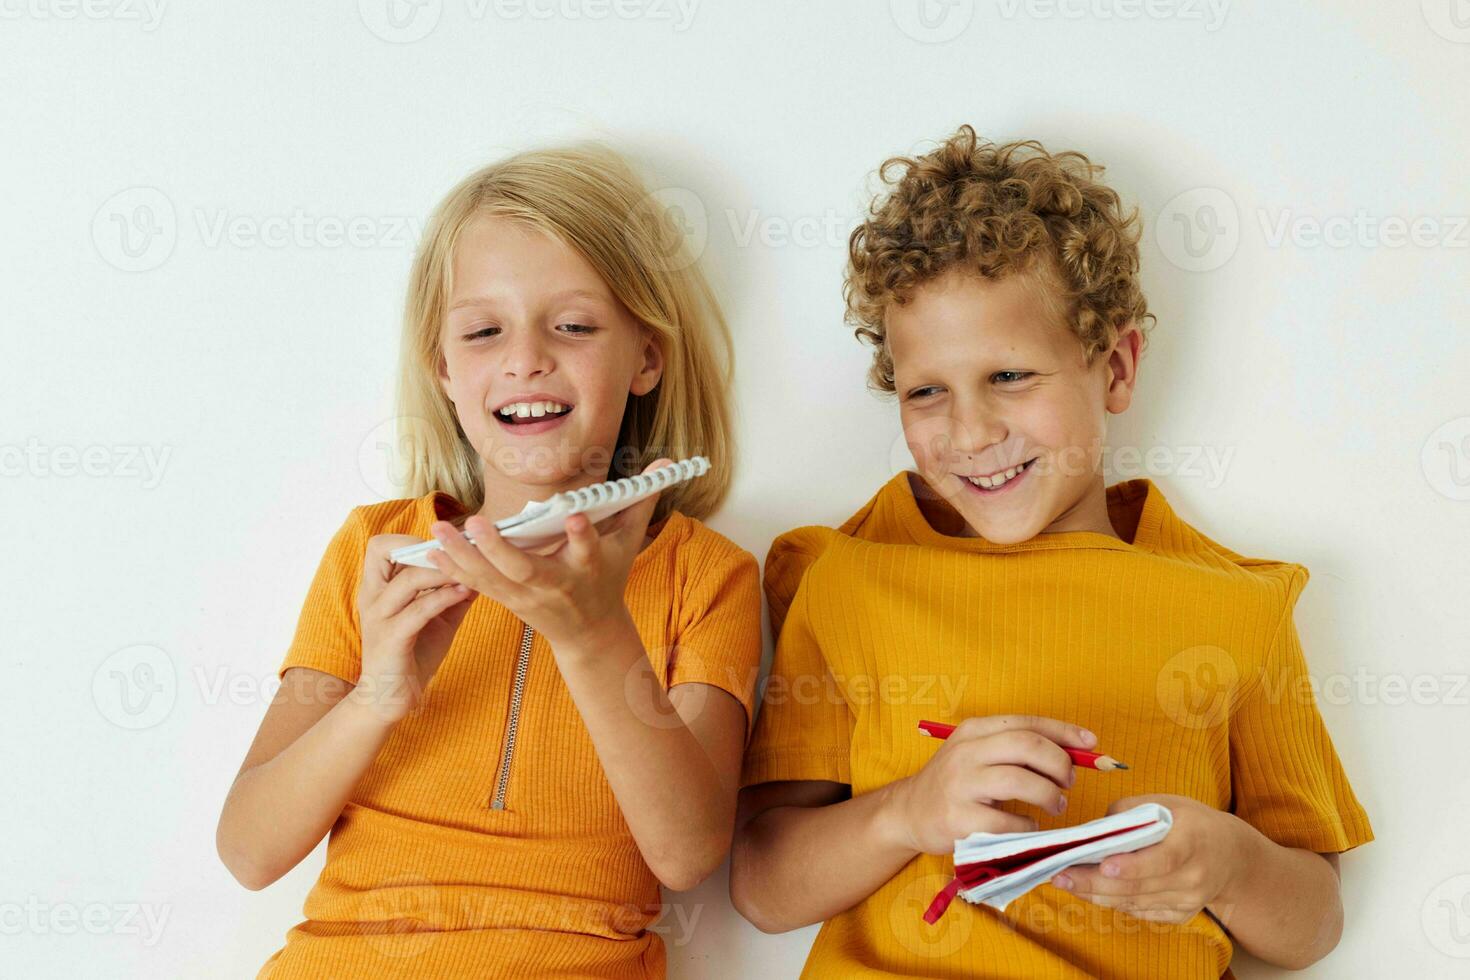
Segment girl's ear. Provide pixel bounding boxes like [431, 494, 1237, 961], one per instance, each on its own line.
[437, 351, 453, 397]
[629, 328, 664, 397]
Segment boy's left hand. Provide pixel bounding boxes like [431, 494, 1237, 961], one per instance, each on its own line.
[1050, 793, 1250, 924]
[426, 459, 674, 650]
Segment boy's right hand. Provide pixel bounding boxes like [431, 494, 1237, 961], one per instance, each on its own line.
[887, 715, 1095, 854]
[353, 533, 477, 724]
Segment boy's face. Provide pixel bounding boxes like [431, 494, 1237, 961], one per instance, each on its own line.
[886, 267, 1140, 544]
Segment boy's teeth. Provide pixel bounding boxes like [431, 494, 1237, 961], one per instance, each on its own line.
[967, 462, 1025, 489]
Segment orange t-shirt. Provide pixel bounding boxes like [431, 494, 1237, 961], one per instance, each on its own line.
[742, 472, 1373, 979]
[257, 490, 761, 979]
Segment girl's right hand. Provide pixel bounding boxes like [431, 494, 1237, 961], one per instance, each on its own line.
[352, 534, 477, 724]
[886, 714, 1095, 854]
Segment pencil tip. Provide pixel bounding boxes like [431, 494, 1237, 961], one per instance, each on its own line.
[1115, 762, 1130, 770]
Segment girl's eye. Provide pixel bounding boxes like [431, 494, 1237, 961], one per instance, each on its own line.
[993, 371, 1034, 384]
[466, 325, 499, 339]
[558, 323, 597, 335]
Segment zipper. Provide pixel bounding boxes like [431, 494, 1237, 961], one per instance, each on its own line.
[490, 621, 534, 811]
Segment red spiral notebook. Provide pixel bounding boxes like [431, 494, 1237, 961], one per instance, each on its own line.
[924, 802, 1173, 922]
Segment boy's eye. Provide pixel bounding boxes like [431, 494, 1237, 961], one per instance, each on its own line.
[908, 386, 941, 399]
[992, 371, 1034, 384]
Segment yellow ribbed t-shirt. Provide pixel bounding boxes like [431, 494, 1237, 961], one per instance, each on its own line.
[742, 472, 1373, 979]
[257, 490, 762, 980]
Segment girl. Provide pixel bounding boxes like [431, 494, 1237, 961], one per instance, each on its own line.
[217, 144, 761, 978]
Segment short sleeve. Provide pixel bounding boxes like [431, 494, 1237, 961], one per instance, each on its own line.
[277, 508, 368, 684]
[740, 533, 853, 788]
[1228, 570, 1374, 852]
[666, 548, 763, 742]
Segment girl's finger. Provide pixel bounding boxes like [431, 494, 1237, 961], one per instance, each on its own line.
[375, 564, 462, 618]
[396, 583, 473, 633]
[460, 517, 538, 584]
[564, 513, 600, 568]
[361, 534, 436, 599]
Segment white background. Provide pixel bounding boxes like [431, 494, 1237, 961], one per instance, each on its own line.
[3, 1, 1468, 976]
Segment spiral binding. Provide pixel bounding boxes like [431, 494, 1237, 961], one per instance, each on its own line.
[386, 456, 711, 565]
[551, 456, 708, 517]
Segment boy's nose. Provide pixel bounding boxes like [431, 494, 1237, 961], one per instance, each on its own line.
[954, 412, 1009, 460]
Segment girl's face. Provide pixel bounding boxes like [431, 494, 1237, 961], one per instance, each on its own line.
[438, 214, 663, 497]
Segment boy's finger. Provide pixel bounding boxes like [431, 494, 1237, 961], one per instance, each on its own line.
[952, 714, 1098, 752]
[970, 764, 1070, 814]
[963, 729, 1075, 788]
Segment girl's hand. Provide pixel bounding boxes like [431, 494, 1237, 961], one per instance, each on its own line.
[354, 534, 477, 723]
[885, 714, 1095, 854]
[1050, 793, 1248, 923]
[426, 459, 673, 650]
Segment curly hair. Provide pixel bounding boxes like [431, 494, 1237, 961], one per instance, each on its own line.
[844, 124, 1153, 392]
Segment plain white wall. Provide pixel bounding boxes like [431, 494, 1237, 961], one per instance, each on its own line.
[4, 1, 1468, 976]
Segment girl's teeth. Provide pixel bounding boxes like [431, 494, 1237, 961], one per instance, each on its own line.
[498, 400, 570, 419]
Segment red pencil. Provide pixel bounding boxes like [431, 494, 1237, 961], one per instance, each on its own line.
[916, 719, 1129, 771]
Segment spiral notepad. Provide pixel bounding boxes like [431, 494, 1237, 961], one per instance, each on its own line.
[389, 456, 710, 566]
[923, 803, 1174, 922]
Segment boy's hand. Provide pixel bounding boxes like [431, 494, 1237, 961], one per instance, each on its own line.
[425, 459, 672, 651]
[1051, 793, 1249, 923]
[885, 715, 1096, 854]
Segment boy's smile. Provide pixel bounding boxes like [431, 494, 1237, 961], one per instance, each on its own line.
[886, 267, 1141, 545]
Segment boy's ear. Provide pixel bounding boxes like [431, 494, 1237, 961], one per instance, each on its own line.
[629, 328, 665, 397]
[1103, 323, 1143, 415]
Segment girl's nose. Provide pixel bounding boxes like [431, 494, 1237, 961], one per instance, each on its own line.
[500, 330, 554, 378]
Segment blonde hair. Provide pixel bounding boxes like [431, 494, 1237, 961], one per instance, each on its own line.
[391, 143, 736, 525]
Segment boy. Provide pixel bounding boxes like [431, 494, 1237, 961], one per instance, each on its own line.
[731, 125, 1372, 978]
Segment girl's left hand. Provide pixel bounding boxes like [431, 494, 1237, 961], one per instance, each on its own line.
[1050, 793, 1250, 924]
[426, 458, 674, 649]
